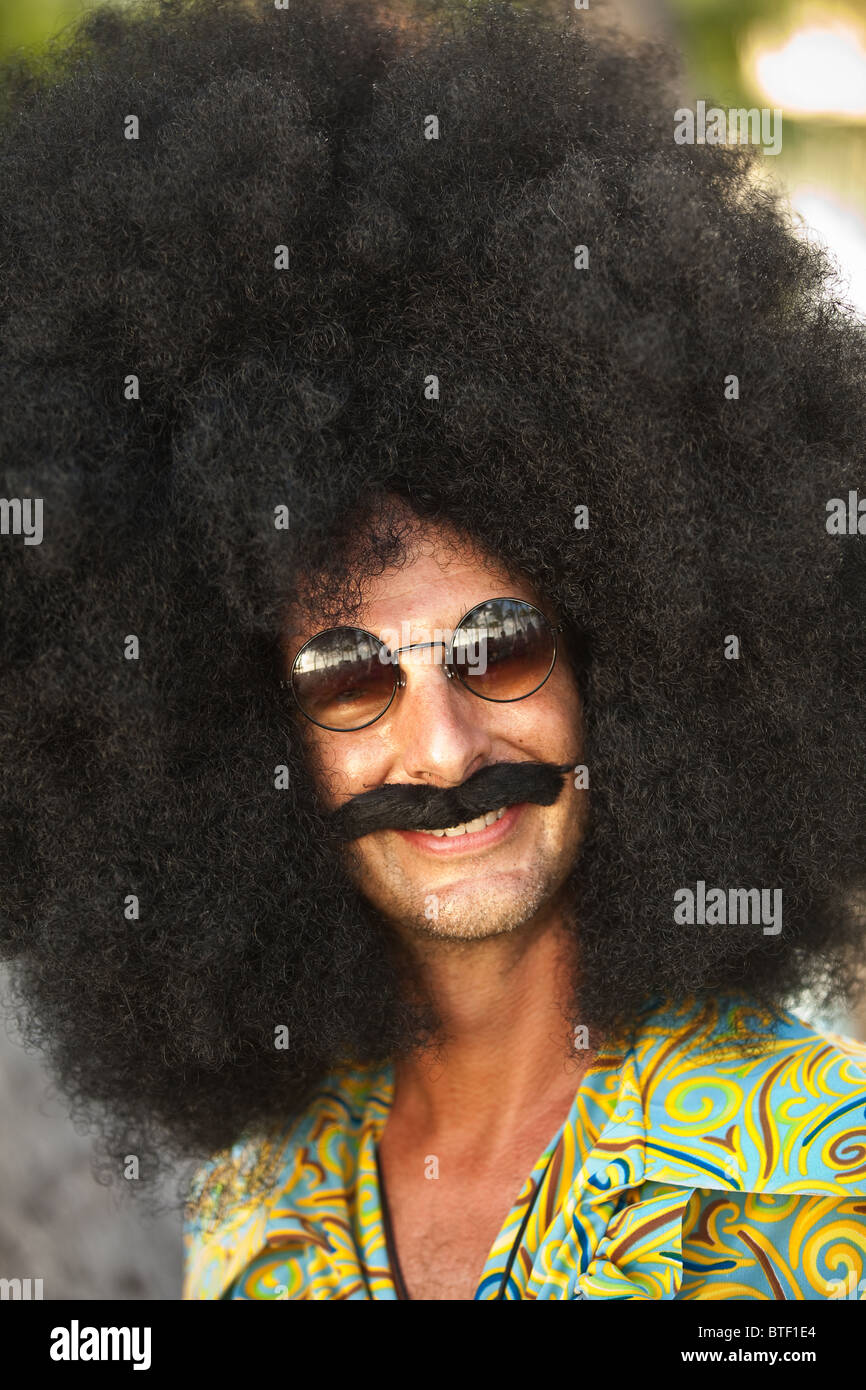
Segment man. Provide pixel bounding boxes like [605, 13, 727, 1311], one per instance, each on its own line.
[2, 0, 865, 1300]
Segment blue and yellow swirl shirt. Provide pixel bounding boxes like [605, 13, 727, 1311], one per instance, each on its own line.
[183, 1000, 866, 1299]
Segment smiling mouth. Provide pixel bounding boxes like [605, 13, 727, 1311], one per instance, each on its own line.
[425, 806, 507, 837]
[395, 802, 525, 854]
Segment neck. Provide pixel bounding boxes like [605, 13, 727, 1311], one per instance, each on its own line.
[389, 905, 591, 1146]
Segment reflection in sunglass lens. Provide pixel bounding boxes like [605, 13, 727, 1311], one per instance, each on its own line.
[450, 599, 555, 701]
[292, 628, 395, 730]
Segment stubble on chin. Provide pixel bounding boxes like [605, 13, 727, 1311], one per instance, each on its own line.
[351, 849, 568, 946]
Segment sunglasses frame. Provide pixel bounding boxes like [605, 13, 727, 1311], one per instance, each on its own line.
[282, 596, 565, 733]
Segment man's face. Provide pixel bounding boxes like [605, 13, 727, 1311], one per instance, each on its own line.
[283, 526, 587, 942]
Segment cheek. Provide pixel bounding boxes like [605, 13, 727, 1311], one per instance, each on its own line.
[546, 666, 583, 738]
[303, 730, 390, 810]
[509, 679, 582, 753]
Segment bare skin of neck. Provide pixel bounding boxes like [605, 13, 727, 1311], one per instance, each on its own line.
[377, 905, 593, 1299]
[390, 907, 589, 1139]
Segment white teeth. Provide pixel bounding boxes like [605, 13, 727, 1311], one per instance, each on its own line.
[427, 806, 507, 837]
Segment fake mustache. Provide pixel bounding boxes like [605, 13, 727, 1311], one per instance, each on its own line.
[325, 760, 573, 842]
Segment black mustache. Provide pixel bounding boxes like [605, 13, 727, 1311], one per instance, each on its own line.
[325, 760, 573, 841]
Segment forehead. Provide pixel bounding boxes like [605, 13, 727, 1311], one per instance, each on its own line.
[285, 520, 547, 649]
[356, 533, 522, 626]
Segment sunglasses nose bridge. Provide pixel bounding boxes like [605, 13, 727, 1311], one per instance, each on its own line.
[389, 639, 451, 689]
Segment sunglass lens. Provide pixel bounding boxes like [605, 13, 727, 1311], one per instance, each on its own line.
[450, 599, 556, 701]
[292, 628, 395, 730]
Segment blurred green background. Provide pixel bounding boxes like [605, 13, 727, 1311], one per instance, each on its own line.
[0, 0, 106, 56]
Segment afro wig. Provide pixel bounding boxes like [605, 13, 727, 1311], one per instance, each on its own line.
[1, 0, 866, 1193]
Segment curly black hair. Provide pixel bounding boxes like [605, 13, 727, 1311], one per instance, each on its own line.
[2, 0, 865, 1195]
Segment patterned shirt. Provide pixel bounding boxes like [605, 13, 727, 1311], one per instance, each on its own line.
[183, 999, 866, 1299]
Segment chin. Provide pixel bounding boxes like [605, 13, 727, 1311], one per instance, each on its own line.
[389, 878, 556, 941]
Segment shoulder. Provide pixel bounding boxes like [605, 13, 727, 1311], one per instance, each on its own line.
[621, 998, 866, 1197]
[182, 1065, 385, 1300]
[572, 1000, 866, 1299]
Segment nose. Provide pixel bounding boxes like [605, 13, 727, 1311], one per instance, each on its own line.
[388, 642, 492, 787]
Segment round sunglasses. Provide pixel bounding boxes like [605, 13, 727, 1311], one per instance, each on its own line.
[283, 596, 564, 732]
